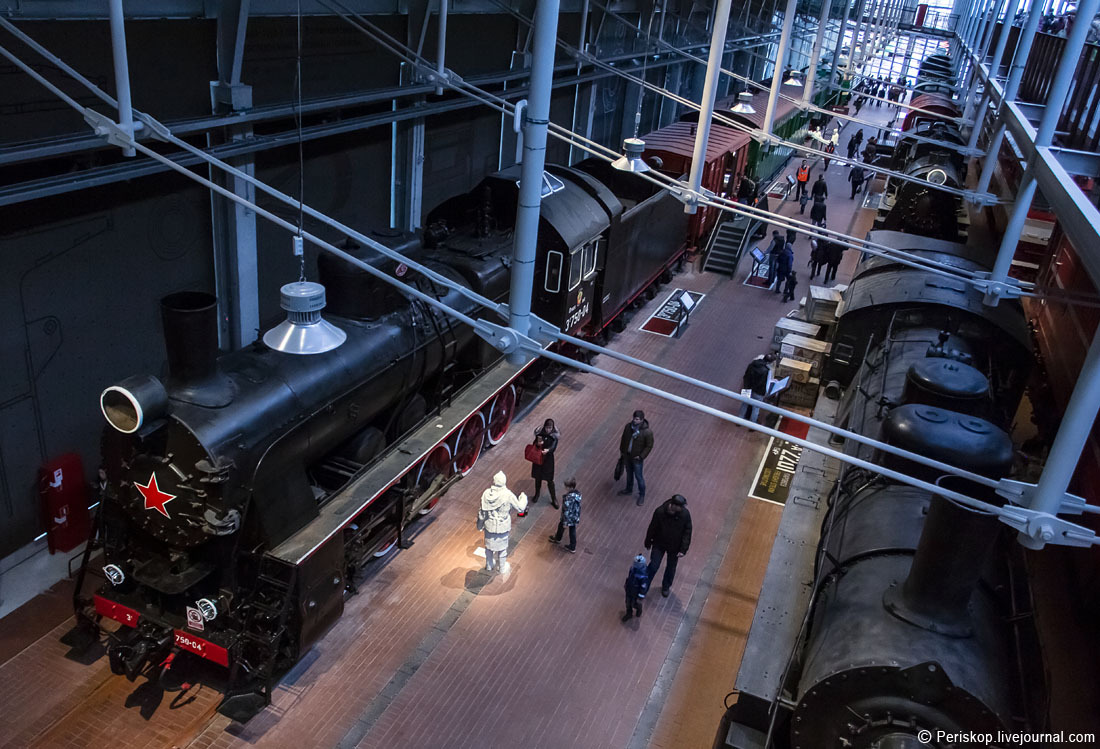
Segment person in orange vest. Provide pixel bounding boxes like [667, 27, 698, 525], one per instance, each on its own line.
[795, 160, 811, 199]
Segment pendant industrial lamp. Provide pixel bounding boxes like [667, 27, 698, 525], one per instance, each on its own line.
[263, 280, 347, 355]
[730, 91, 756, 114]
[262, 1, 345, 356]
[611, 137, 650, 173]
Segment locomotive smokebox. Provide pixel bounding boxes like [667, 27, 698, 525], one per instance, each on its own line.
[161, 292, 234, 407]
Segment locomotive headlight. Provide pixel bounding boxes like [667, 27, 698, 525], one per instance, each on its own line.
[926, 168, 948, 185]
[196, 598, 218, 621]
[104, 564, 126, 586]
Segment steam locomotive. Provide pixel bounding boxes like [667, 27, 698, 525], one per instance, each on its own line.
[718, 117, 1046, 744]
[77, 157, 688, 720]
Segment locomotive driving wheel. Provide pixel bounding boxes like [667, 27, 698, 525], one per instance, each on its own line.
[415, 443, 454, 514]
[452, 412, 486, 476]
[485, 385, 517, 445]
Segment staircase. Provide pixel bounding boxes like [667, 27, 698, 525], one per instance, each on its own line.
[703, 217, 752, 276]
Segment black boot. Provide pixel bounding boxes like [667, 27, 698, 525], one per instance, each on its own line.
[621, 611, 633, 622]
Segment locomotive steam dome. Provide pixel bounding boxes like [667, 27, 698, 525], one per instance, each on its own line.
[903, 359, 990, 415]
[880, 405, 1014, 480]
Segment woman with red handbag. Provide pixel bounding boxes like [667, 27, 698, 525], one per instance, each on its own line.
[528, 418, 559, 510]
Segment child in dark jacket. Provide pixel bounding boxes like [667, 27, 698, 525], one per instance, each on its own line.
[622, 554, 650, 622]
[783, 270, 799, 303]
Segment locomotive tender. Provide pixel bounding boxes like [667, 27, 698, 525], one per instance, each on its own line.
[79, 158, 687, 720]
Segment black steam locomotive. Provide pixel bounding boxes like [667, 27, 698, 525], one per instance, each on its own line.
[77, 158, 687, 720]
[718, 148, 1044, 743]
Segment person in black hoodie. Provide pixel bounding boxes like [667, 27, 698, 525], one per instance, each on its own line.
[644, 495, 692, 597]
[616, 410, 654, 506]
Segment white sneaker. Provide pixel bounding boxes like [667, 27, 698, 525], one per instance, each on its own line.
[500, 562, 512, 576]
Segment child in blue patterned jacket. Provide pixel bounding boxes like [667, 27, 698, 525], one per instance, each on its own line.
[548, 477, 581, 552]
[622, 554, 650, 622]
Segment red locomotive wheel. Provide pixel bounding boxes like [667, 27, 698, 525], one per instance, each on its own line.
[452, 411, 486, 476]
[414, 443, 454, 515]
[485, 384, 517, 446]
[373, 534, 399, 558]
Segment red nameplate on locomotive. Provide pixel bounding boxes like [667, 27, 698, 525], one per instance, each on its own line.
[93, 594, 140, 628]
[173, 629, 229, 666]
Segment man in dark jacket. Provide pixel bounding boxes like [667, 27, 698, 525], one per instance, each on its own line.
[810, 174, 828, 202]
[737, 174, 757, 205]
[644, 495, 692, 597]
[740, 352, 777, 423]
[849, 164, 865, 199]
[765, 230, 784, 289]
[823, 238, 845, 283]
[774, 240, 794, 294]
[616, 410, 653, 506]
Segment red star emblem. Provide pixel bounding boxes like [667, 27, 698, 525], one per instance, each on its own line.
[135, 472, 176, 519]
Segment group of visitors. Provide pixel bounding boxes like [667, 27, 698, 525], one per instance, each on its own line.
[475, 408, 692, 624]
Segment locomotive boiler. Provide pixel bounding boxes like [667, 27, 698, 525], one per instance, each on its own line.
[718, 244, 1042, 743]
[77, 160, 688, 720]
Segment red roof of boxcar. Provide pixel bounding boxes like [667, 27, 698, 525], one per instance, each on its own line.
[713, 83, 806, 130]
[640, 120, 752, 163]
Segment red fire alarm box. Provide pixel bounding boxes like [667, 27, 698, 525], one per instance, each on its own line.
[39, 453, 92, 554]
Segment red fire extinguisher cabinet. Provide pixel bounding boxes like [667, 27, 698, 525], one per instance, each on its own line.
[39, 453, 92, 554]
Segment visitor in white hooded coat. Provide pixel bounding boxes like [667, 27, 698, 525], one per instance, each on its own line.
[478, 471, 527, 574]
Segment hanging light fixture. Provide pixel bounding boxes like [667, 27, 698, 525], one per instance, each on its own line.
[730, 91, 756, 114]
[263, 281, 347, 355]
[783, 69, 803, 86]
[611, 138, 649, 173]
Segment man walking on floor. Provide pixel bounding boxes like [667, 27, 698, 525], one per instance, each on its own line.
[795, 160, 810, 199]
[616, 410, 654, 506]
[849, 164, 866, 199]
[644, 495, 692, 597]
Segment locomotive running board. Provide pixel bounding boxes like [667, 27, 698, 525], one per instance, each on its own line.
[272, 357, 529, 566]
[721, 395, 842, 741]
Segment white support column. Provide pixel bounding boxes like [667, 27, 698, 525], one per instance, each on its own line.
[1021, 328, 1100, 548]
[508, 0, 561, 354]
[684, 0, 734, 214]
[987, 0, 1100, 304]
[989, 0, 1022, 77]
[802, 0, 834, 108]
[208, 0, 257, 349]
[1005, 0, 1049, 97]
[108, 0, 135, 158]
[762, 0, 799, 138]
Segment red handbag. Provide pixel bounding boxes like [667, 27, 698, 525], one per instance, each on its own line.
[524, 443, 543, 465]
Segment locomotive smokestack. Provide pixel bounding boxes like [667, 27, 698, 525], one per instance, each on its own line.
[884, 476, 1005, 637]
[160, 292, 234, 407]
[882, 411, 1014, 637]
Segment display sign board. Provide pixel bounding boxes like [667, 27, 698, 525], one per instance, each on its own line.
[748, 436, 805, 505]
[640, 289, 706, 337]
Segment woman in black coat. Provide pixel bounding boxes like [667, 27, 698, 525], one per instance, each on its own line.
[531, 418, 559, 508]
